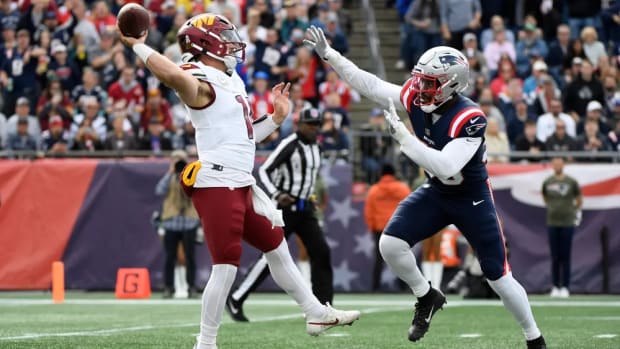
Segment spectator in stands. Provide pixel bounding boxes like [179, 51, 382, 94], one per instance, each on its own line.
[507, 99, 536, 146]
[90, 0, 116, 34]
[16, 0, 52, 37]
[484, 117, 510, 163]
[523, 60, 549, 97]
[173, 120, 197, 155]
[529, 75, 561, 117]
[48, 43, 80, 92]
[6, 117, 36, 151]
[360, 108, 392, 183]
[280, 0, 308, 46]
[514, 120, 545, 162]
[490, 58, 520, 100]
[537, 98, 576, 142]
[484, 30, 517, 78]
[141, 88, 173, 133]
[577, 100, 610, 136]
[108, 65, 145, 126]
[0, 19, 17, 67]
[439, 0, 480, 50]
[478, 91, 505, 132]
[565, 0, 601, 40]
[6, 96, 40, 143]
[609, 97, 620, 129]
[319, 110, 349, 156]
[254, 28, 287, 84]
[252, 0, 275, 29]
[249, 71, 274, 118]
[515, 19, 548, 78]
[73, 0, 100, 58]
[288, 46, 320, 105]
[545, 119, 579, 153]
[88, 29, 124, 88]
[310, 3, 330, 30]
[104, 113, 137, 151]
[319, 69, 352, 110]
[37, 74, 72, 114]
[542, 156, 582, 298]
[497, 78, 525, 123]
[404, 0, 442, 70]
[324, 12, 348, 55]
[71, 67, 107, 111]
[140, 117, 174, 153]
[323, 92, 350, 131]
[563, 44, 587, 83]
[328, 0, 352, 36]
[461, 32, 487, 81]
[563, 59, 605, 121]
[581, 26, 608, 71]
[480, 15, 515, 51]
[40, 114, 70, 155]
[1, 28, 43, 115]
[364, 163, 410, 291]
[603, 75, 619, 113]
[607, 119, 620, 152]
[0, 0, 19, 37]
[208, 0, 241, 27]
[578, 118, 612, 161]
[239, 7, 267, 69]
[155, 150, 200, 299]
[546, 25, 571, 86]
[71, 96, 107, 144]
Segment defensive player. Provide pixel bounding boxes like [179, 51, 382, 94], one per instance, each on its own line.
[305, 26, 546, 349]
[117, 15, 360, 349]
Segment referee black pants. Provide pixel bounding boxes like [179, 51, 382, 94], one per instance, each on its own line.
[231, 203, 334, 304]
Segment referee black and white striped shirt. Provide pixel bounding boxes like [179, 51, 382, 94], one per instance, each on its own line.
[258, 132, 322, 201]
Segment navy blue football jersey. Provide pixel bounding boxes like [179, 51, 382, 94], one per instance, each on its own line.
[400, 80, 488, 193]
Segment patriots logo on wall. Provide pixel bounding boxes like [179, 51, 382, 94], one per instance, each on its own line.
[465, 123, 485, 136]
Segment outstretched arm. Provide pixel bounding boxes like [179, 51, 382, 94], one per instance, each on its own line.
[304, 26, 404, 111]
[117, 28, 212, 108]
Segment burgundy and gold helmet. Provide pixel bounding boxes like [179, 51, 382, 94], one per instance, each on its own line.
[177, 13, 246, 70]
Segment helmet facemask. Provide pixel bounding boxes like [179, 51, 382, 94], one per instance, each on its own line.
[412, 71, 454, 113]
[206, 28, 246, 73]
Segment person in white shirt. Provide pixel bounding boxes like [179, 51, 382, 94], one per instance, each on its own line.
[536, 98, 576, 142]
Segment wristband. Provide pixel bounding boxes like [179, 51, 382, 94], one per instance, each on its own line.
[133, 43, 156, 63]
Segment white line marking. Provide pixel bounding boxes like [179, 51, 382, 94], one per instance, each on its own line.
[548, 316, 620, 321]
[324, 333, 350, 337]
[593, 334, 618, 339]
[1, 298, 619, 307]
[459, 333, 482, 338]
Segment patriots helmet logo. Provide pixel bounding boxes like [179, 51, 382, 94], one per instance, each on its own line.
[438, 54, 467, 71]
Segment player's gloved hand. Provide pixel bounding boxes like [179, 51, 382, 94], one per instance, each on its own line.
[383, 98, 410, 144]
[304, 25, 331, 60]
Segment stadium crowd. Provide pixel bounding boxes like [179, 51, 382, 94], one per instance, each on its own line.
[0, 0, 354, 156]
[1, 0, 620, 181]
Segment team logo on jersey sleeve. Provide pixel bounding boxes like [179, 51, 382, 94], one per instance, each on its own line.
[465, 123, 485, 136]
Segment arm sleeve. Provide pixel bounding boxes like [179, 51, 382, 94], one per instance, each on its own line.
[400, 136, 483, 180]
[257, 137, 298, 198]
[324, 49, 405, 110]
[253, 114, 279, 143]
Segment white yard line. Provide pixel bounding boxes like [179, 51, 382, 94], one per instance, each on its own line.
[593, 334, 618, 339]
[1, 298, 619, 307]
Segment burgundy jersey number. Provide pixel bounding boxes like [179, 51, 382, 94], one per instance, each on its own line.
[235, 95, 254, 140]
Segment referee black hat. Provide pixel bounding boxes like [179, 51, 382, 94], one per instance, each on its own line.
[298, 108, 322, 124]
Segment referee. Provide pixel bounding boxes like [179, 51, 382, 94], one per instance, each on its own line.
[226, 108, 334, 322]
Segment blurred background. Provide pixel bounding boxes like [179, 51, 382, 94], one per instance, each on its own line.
[0, 0, 618, 296]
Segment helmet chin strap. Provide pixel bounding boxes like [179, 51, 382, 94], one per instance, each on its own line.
[421, 95, 453, 113]
[206, 51, 237, 74]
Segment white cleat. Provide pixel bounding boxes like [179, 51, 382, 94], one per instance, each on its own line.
[559, 287, 570, 298]
[306, 303, 361, 336]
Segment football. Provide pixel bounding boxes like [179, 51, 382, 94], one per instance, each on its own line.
[116, 3, 150, 39]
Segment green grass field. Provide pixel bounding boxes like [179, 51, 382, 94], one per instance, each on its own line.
[0, 292, 618, 349]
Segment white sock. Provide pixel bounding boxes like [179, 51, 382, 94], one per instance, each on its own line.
[431, 262, 443, 290]
[297, 260, 312, 287]
[379, 235, 430, 297]
[488, 273, 541, 340]
[174, 265, 188, 298]
[264, 240, 326, 319]
[421, 262, 432, 281]
[196, 264, 237, 349]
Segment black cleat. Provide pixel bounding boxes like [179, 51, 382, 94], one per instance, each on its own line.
[408, 286, 447, 342]
[162, 287, 174, 299]
[527, 335, 547, 349]
[225, 295, 249, 322]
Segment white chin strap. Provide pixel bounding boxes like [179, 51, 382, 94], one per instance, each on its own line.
[420, 95, 453, 113]
[206, 52, 238, 73]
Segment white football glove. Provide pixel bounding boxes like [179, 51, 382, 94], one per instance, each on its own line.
[384, 98, 410, 144]
[303, 25, 331, 60]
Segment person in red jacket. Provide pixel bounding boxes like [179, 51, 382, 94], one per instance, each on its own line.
[107, 65, 145, 124]
[364, 164, 411, 291]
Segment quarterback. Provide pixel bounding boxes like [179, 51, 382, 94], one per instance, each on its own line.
[305, 26, 546, 349]
[117, 14, 360, 349]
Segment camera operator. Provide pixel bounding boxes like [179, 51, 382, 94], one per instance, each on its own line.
[155, 150, 201, 298]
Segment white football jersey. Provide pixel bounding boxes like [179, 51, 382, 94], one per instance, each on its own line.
[180, 62, 257, 188]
